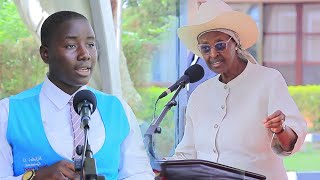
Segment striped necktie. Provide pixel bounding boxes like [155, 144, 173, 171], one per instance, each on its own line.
[69, 97, 85, 159]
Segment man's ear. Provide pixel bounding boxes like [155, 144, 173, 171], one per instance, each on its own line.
[40, 45, 49, 64]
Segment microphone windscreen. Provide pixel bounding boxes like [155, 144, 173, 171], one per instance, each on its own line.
[73, 89, 97, 114]
[184, 64, 205, 83]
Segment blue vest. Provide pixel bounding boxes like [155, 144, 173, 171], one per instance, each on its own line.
[7, 84, 130, 179]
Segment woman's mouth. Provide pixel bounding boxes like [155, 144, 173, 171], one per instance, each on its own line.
[210, 59, 223, 67]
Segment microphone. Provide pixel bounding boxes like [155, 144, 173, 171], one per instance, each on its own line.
[158, 64, 204, 99]
[73, 89, 97, 129]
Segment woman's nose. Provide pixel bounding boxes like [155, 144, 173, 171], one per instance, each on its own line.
[208, 47, 218, 58]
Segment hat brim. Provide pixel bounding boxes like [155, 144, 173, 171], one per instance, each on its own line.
[177, 11, 259, 58]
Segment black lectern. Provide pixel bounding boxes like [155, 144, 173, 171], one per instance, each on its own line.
[157, 159, 266, 180]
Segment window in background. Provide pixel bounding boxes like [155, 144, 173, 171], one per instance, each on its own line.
[263, 4, 297, 85]
[264, 3, 320, 172]
[302, 4, 320, 85]
[263, 3, 320, 85]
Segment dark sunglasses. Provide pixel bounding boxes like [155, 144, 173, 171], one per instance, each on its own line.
[198, 37, 232, 54]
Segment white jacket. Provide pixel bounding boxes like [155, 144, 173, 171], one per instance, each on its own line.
[171, 61, 307, 180]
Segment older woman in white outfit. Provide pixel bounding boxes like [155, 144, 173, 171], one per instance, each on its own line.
[169, 0, 308, 179]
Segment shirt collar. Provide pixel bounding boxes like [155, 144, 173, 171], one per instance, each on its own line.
[42, 76, 87, 110]
[214, 60, 253, 87]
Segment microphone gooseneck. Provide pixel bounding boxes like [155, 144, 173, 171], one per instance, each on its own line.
[72, 90, 104, 180]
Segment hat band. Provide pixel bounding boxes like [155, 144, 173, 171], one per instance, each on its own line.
[197, 28, 242, 48]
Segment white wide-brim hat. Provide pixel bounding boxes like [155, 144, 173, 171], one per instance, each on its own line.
[178, 0, 259, 58]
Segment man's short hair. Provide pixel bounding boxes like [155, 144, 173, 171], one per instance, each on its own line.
[40, 11, 88, 46]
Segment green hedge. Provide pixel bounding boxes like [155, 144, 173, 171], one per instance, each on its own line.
[289, 85, 320, 132]
[136, 86, 175, 157]
[136, 86, 174, 126]
[0, 37, 47, 99]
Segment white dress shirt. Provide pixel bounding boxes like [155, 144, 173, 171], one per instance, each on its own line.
[169, 62, 307, 180]
[0, 77, 155, 180]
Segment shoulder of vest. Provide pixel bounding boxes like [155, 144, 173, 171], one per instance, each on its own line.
[88, 87, 118, 99]
[10, 84, 43, 100]
[87, 87, 107, 96]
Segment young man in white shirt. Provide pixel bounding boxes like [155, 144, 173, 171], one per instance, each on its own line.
[0, 11, 154, 180]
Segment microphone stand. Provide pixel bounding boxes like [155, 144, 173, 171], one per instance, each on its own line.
[75, 115, 105, 180]
[144, 84, 185, 171]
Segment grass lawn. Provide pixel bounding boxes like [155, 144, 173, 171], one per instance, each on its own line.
[284, 143, 320, 171]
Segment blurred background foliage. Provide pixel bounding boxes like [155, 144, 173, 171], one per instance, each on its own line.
[0, 0, 46, 99]
[121, 0, 177, 86]
[0, 0, 29, 43]
[289, 85, 320, 132]
[121, 0, 178, 156]
[0, 37, 47, 98]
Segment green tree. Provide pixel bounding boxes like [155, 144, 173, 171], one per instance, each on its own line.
[0, 0, 46, 98]
[0, 0, 30, 43]
[122, 0, 177, 86]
